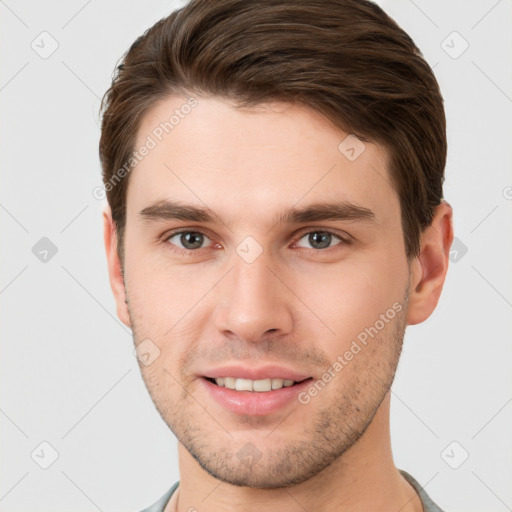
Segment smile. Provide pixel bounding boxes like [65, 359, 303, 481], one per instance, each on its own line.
[201, 375, 314, 415]
[209, 377, 303, 392]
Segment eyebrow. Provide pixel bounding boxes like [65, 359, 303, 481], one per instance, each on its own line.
[138, 199, 375, 226]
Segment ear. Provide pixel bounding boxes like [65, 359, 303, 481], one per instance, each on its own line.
[406, 201, 454, 325]
[103, 205, 131, 328]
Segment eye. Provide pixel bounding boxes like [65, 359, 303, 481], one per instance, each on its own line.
[295, 230, 348, 250]
[165, 230, 213, 251]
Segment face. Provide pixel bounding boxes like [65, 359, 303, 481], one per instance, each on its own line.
[118, 95, 413, 488]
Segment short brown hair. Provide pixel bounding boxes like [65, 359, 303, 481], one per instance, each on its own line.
[99, 0, 446, 262]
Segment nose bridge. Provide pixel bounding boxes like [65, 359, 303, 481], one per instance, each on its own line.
[214, 243, 293, 341]
[232, 249, 273, 304]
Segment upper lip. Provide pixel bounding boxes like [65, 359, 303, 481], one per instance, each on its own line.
[201, 365, 311, 382]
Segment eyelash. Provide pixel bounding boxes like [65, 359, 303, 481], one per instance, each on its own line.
[162, 228, 352, 256]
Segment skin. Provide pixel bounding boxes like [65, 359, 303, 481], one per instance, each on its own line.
[104, 95, 453, 511]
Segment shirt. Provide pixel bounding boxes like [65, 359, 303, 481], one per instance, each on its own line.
[139, 470, 445, 512]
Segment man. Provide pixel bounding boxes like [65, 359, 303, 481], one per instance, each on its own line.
[99, 0, 453, 510]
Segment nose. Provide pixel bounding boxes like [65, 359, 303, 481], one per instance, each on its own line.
[213, 249, 293, 344]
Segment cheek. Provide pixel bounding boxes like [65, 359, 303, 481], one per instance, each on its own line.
[124, 228, 187, 298]
[299, 257, 408, 356]
[123, 242, 219, 350]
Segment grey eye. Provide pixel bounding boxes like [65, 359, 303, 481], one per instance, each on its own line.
[167, 231, 209, 250]
[296, 231, 342, 250]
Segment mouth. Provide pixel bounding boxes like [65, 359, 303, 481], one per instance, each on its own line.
[205, 376, 312, 392]
[199, 373, 314, 416]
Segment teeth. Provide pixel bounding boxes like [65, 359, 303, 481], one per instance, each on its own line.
[235, 378, 253, 391]
[224, 377, 236, 390]
[214, 377, 297, 392]
[253, 379, 272, 392]
[271, 378, 284, 389]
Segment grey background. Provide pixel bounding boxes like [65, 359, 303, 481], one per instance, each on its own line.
[1, 0, 511, 510]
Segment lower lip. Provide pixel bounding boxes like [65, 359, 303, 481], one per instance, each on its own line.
[200, 377, 313, 416]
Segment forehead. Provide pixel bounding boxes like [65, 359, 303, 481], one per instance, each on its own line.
[127, 95, 398, 228]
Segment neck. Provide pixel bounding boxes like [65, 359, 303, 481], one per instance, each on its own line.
[166, 393, 423, 512]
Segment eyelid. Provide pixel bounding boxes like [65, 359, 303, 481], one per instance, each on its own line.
[293, 227, 353, 246]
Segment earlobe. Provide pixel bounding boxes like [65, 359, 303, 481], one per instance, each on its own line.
[103, 205, 131, 328]
[406, 201, 454, 325]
